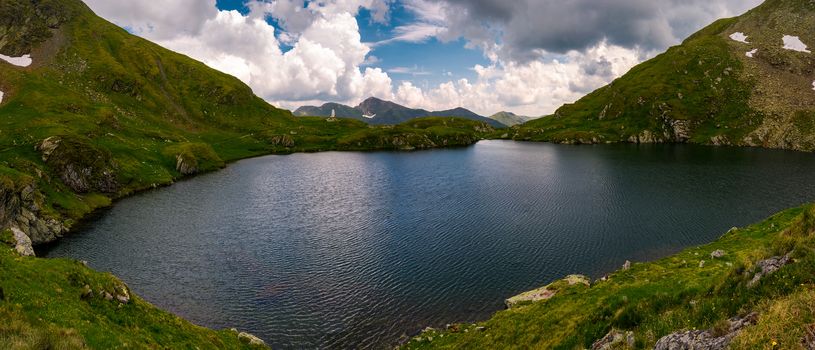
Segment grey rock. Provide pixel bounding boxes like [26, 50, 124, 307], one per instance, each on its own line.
[10, 227, 34, 257]
[80, 285, 93, 300]
[592, 330, 635, 350]
[711, 250, 726, 259]
[175, 154, 198, 175]
[38, 136, 61, 161]
[748, 252, 793, 287]
[238, 332, 266, 346]
[803, 324, 815, 350]
[654, 313, 757, 350]
[114, 283, 130, 304]
[623, 260, 632, 270]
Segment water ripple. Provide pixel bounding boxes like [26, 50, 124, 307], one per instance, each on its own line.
[41, 141, 815, 349]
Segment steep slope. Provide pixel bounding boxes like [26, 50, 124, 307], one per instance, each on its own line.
[512, 0, 815, 151]
[0, 234, 266, 349]
[406, 205, 815, 349]
[295, 97, 507, 127]
[0, 0, 496, 347]
[489, 111, 534, 126]
[0, 0, 494, 245]
[293, 102, 363, 119]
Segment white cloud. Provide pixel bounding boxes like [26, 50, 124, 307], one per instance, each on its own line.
[84, 0, 218, 40]
[82, 0, 766, 117]
[84, 0, 391, 108]
[391, 41, 643, 116]
[387, 65, 432, 76]
[373, 23, 444, 46]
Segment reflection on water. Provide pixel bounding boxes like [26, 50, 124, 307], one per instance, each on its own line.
[43, 141, 815, 349]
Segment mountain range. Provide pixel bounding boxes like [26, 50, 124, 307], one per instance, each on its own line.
[512, 0, 815, 152]
[3, 0, 815, 349]
[488, 111, 535, 126]
[294, 97, 507, 128]
[0, 0, 495, 348]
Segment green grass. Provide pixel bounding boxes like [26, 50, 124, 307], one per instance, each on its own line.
[3, 0, 815, 348]
[513, 16, 758, 146]
[404, 205, 815, 349]
[0, 0, 493, 236]
[512, 0, 815, 151]
[0, 1, 494, 348]
[0, 245, 267, 349]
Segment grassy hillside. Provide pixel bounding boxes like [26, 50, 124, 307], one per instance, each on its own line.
[0, 0, 494, 245]
[405, 205, 815, 349]
[0, 0, 493, 347]
[511, 0, 815, 151]
[489, 112, 533, 127]
[0, 230, 267, 349]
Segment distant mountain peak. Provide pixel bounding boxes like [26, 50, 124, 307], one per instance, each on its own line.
[295, 98, 506, 127]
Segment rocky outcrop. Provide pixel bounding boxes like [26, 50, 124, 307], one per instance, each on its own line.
[592, 330, 635, 350]
[10, 227, 34, 256]
[803, 324, 815, 350]
[80, 282, 131, 304]
[267, 134, 295, 147]
[167, 143, 224, 175]
[237, 331, 266, 346]
[175, 153, 198, 175]
[654, 313, 758, 350]
[505, 275, 590, 308]
[747, 252, 793, 287]
[37, 136, 118, 193]
[0, 176, 65, 245]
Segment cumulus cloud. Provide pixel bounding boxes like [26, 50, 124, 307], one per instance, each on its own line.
[83, 0, 765, 116]
[390, 41, 643, 116]
[84, 0, 392, 108]
[405, 0, 763, 61]
[380, 0, 763, 115]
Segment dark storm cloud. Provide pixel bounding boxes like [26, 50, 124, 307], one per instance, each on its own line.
[435, 0, 763, 59]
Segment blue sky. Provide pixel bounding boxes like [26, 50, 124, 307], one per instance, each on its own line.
[214, 0, 488, 88]
[83, 0, 763, 116]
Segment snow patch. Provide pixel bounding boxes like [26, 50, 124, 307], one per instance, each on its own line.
[729, 32, 749, 43]
[746, 49, 758, 58]
[782, 35, 811, 53]
[0, 53, 32, 67]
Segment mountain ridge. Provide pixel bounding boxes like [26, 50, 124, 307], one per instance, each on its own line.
[510, 0, 815, 152]
[489, 111, 535, 126]
[0, 0, 495, 348]
[295, 97, 506, 127]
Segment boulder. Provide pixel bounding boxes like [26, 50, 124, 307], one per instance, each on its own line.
[623, 260, 631, 270]
[10, 227, 34, 257]
[592, 330, 635, 350]
[505, 275, 590, 308]
[114, 283, 130, 304]
[654, 313, 757, 350]
[175, 154, 198, 175]
[711, 250, 726, 259]
[37, 136, 118, 193]
[238, 332, 266, 346]
[748, 252, 793, 287]
[80, 285, 93, 300]
[803, 324, 815, 350]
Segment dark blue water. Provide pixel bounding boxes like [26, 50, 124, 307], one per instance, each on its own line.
[42, 141, 815, 349]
